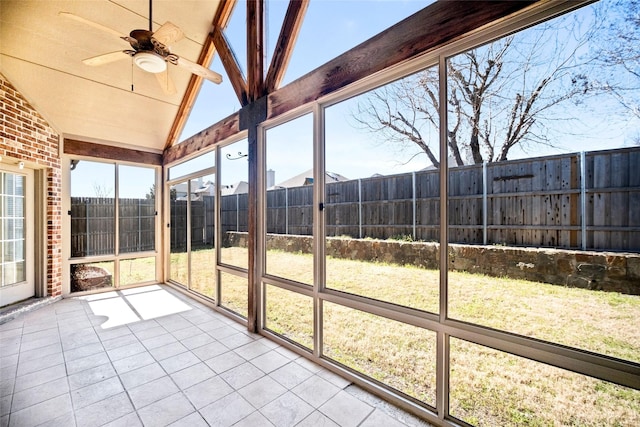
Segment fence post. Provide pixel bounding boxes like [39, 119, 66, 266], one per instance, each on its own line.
[285, 188, 289, 235]
[138, 198, 142, 252]
[203, 198, 207, 245]
[580, 151, 587, 250]
[236, 193, 240, 232]
[86, 198, 90, 256]
[358, 178, 363, 239]
[412, 171, 417, 240]
[483, 161, 488, 245]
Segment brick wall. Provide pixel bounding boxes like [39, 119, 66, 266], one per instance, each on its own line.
[0, 73, 62, 297]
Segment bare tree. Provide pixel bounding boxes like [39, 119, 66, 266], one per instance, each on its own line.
[146, 184, 157, 200]
[92, 183, 112, 198]
[354, 11, 597, 167]
[592, 0, 640, 121]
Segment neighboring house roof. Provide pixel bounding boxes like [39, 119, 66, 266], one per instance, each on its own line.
[172, 182, 189, 196]
[194, 181, 214, 195]
[423, 155, 463, 170]
[173, 180, 214, 198]
[272, 169, 349, 189]
[221, 181, 248, 196]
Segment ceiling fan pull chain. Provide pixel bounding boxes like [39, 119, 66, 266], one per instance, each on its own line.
[131, 57, 135, 92]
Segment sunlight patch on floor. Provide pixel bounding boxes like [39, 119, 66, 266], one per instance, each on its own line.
[80, 285, 191, 329]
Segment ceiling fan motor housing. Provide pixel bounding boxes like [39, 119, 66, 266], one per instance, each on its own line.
[133, 51, 166, 73]
[123, 29, 174, 74]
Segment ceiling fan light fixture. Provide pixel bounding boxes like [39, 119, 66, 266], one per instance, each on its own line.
[134, 51, 166, 73]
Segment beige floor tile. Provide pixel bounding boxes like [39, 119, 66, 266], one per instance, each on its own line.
[319, 390, 375, 427]
[136, 392, 195, 427]
[260, 391, 314, 427]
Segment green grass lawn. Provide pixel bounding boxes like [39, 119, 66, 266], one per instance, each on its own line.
[114, 247, 640, 426]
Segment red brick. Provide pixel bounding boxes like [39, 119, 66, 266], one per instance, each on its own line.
[1, 73, 62, 297]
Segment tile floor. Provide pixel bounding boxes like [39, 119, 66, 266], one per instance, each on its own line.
[0, 285, 432, 427]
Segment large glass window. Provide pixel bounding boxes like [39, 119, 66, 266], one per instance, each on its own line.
[323, 302, 437, 407]
[220, 139, 249, 270]
[169, 182, 188, 286]
[220, 271, 247, 318]
[120, 257, 155, 286]
[168, 151, 216, 181]
[324, 67, 440, 314]
[219, 139, 250, 318]
[118, 165, 155, 253]
[190, 173, 216, 299]
[262, 114, 314, 349]
[264, 284, 313, 350]
[264, 114, 314, 285]
[445, 1, 640, 364]
[449, 338, 640, 426]
[70, 160, 158, 290]
[70, 160, 115, 257]
[71, 261, 114, 293]
[167, 150, 218, 302]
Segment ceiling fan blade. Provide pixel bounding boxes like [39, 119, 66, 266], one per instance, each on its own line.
[82, 51, 127, 66]
[152, 22, 184, 47]
[175, 57, 223, 84]
[59, 12, 123, 39]
[156, 71, 177, 95]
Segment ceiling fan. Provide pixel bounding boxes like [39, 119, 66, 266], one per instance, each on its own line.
[60, 0, 222, 95]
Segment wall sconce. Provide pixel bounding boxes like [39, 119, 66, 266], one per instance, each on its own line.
[18, 162, 24, 169]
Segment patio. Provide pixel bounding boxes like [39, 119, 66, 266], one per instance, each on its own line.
[0, 285, 431, 427]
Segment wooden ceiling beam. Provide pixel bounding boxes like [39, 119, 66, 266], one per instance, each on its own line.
[163, 111, 240, 166]
[164, 0, 237, 150]
[163, 33, 215, 150]
[246, 0, 265, 102]
[265, 0, 309, 93]
[65, 139, 162, 166]
[212, 26, 249, 106]
[267, 0, 536, 119]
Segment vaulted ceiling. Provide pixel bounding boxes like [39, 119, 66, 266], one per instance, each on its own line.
[0, 0, 223, 153]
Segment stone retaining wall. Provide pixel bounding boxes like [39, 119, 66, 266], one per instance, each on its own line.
[224, 232, 640, 295]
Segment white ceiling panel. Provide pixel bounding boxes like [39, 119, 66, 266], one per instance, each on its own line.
[0, 0, 222, 152]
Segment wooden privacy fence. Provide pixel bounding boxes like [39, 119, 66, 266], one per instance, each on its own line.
[221, 147, 640, 252]
[170, 198, 215, 252]
[71, 198, 156, 257]
[71, 147, 640, 256]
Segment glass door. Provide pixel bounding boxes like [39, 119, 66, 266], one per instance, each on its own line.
[0, 165, 33, 307]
